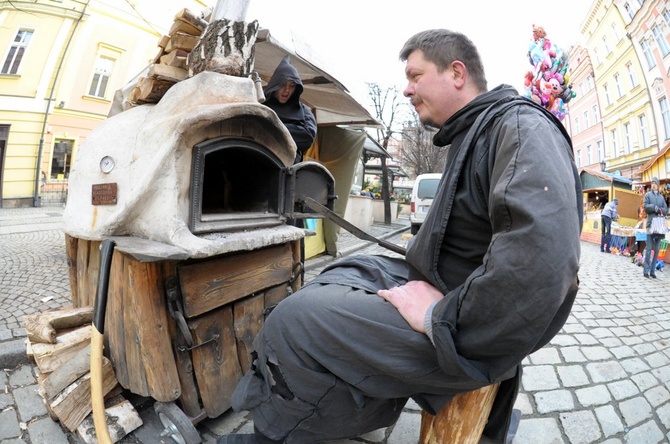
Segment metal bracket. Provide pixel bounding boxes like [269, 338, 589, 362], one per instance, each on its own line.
[177, 334, 220, 352]
[165, 276, 194, 348]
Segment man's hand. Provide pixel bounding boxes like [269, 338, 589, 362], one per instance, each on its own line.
[377, 280, 444, 333]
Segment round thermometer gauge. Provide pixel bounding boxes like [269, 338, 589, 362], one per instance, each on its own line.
[100, 156, 115, 173]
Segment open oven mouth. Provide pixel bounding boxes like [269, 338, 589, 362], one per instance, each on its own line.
[190, 137, 288, 234]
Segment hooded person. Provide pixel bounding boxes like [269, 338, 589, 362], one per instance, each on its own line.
[642, 176, 668, 278]
[263, 55, 317, 163]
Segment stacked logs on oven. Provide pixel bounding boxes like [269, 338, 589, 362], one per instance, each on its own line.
[22, 306, 142, 443]
[124, 5, 258, 109]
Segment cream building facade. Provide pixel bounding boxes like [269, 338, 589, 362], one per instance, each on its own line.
[0, 0, 210, 207]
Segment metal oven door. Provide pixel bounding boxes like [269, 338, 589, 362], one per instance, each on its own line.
[282, 161, 336, 219]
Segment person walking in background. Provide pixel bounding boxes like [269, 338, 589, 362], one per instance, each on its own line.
[263, 55, 317, 164]
[601, 197, 619, 253]
[643, 177, 668, 278]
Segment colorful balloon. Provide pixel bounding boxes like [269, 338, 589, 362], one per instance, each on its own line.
[523, 25, 575, 121]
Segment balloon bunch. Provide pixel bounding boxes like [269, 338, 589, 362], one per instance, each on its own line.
[523, 25, 575, 121]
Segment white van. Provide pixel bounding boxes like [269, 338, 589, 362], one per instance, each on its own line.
[409, 173, 442, 235]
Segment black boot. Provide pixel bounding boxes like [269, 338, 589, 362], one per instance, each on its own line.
[217, 427, 282, 444]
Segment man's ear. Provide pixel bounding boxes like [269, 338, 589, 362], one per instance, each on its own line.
[450, 61, 467, 88]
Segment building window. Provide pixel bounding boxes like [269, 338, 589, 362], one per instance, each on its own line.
[579, 82, 585, 97]
[611, 23, 621, 42]
[626, 63, 638, 88]
[614, 74, 623, 98]
[639, 114, 649, 148]
[593, 47, 601, 65]
[586, 75, 594, 90]
[624, 2, 635, 19]
[664, 8, 670, 26]
[575, 117, 580, 134]
[604, 84, 610, 106]
[624, 122, 632, 153]
[576, 149, 582, 167]
[640, 39, 656, 69]
[88, 56, 114, 98]
[584, 110, 589, 128]
[2, 29, 33, 75]
[660, 97, 670, 140]
[51, 140, 73, 179]
[586, 145, 592, 164]
[597, 140, 604, 161]
[602, 36, 611, 54]
[652, 26, 670, 57]
[611, 129, 618, 156]
[593, 105, 599, 123]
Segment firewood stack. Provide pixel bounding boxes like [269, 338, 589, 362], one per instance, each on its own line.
[22, 306, 142, 443]
[126, 8, 207, 106]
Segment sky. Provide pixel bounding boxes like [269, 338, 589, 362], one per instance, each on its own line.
[244, 0, 595, 109]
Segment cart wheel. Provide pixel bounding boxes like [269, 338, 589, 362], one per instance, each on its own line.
[154, 401, 201, 444]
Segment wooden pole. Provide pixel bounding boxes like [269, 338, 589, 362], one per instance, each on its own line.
[419, 382, 500, 444]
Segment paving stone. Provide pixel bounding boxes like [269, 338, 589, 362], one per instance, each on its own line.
[607, 380, 639, 400]
[643, 385, 670, 407]
[581, 346, 613, 360]
[586, 361, 628, 383]
[26, 417, 69, 444]
[560, 410, 602, 443]
[619, 396, 653, 427]
[575, 385, 611, 407]
[534, 389, 574, 414]
[13, 385, 47, 422]
[560, 346, 587, 363]
[557, 365, 590, 388]
[622, 419, 664, 443]
[0, 409, 21, 440]
[529, 347, 561, 365]
[8, 365, 34, 387]
[521, 365, 560, 391]
[631, 372, 660, 392]
[595, 404, 625, 437]
[386, 409, 421, 444]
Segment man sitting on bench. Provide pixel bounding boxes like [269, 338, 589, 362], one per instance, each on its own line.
[219, 28, 583, 444]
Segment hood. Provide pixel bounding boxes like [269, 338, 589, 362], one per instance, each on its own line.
[263, 55, 304, 104]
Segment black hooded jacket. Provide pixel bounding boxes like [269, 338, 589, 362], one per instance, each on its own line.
[263, 55, 317, 162]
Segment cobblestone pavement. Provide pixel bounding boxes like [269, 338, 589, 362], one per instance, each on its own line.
[1, 206, 669, 443]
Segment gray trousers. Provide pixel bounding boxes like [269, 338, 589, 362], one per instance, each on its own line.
[231, 282, 473, 443]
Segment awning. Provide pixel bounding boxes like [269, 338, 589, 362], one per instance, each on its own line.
[253, 28, 381, 127]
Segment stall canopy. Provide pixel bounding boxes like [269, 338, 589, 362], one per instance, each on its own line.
[580, 169, 633, 193]
[253, 29, 381, 127]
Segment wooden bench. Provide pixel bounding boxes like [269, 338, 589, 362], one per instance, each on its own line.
[420, 382, 500, 444]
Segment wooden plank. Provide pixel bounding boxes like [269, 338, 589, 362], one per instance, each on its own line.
[65, 234, 79, 306]
[420, 383, 500, 444]
[40, 344, 92, 400]
[106, 250, 129, 389]
[75, 239, 101, 308]
[132, 261, 181, 402]
[233, 293, 264, 374]
[50, 357, 117, 431]
[189, 305, 243, 418]
[291, 239, 302, 292]
[160, 50, 188, 69]
[147, 63, 188, 82]
[165, 32, 199, 52]
[31, 325, 91, 373]
[23, 306, 93, 344]
[157, 35, 170, 50]
[123, 260, 149, 397]
[179, 244, 293, 318]
[169, 19, 203, 37]
[136, 76, 176, 103]
[173, 8, 207, 32]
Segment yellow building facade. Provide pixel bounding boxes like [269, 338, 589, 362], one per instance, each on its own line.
[0, 0, 209, 207]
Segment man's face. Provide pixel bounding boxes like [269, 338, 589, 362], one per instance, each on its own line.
[274, 81, 297, 104]
[403, 50, 458, 128]
[652, 182, 659, 192]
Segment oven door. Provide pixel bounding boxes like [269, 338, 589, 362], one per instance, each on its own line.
[282, 161, 336, 219]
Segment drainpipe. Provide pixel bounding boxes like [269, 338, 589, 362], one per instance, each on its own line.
[33, 1, 90, 207]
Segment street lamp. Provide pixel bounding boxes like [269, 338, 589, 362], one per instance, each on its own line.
[600, 159, 606, 172]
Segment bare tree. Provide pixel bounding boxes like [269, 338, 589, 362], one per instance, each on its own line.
[400, 113, 446, 176]
[366, 83, 408, 224]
